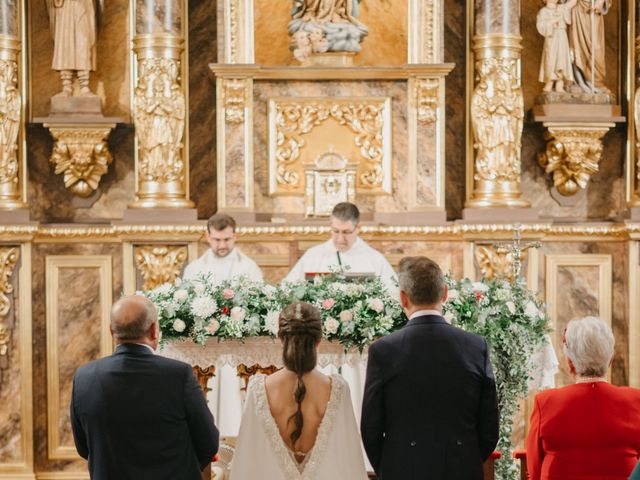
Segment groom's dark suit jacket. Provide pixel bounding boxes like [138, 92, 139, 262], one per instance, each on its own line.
[361, 314, 499, 480]
[70, 343, 219, 480]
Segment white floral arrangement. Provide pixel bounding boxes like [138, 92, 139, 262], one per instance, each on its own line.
[144, 273, 406, 350]
[443, 276, 550, 480]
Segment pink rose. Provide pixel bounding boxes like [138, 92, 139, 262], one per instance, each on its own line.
[322, 298, 336, 310]
[205, 320, 220, 334]
[222, 289, 235, 300]
[339, 310, 353, 323]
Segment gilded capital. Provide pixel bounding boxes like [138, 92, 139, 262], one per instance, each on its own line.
[48, 126, 114, 197]
[134, 245, 188, 291]
[415, 78, 439, 125]
[223, 78, 248, 124]
[538, 124, 611, 196]
[475, 245, 525, 283]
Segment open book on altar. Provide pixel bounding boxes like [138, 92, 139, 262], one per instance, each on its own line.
[304, 271, 376, 282]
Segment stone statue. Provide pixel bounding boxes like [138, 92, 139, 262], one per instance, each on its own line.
[46, 0, 103, 96]
[288, 0, 368, 59]
[0, 61, 20, 185]
[569, 0, 610, 92]
[536, 0, 577, 93]
[134, 59, 185, 183]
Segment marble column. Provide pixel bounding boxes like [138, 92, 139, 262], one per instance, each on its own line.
[130, 0, 194, 208]
[466, 0, 529, 209]
[0, 0, 26, 210]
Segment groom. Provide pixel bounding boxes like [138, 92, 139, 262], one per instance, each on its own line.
[361, 256, 499, 479]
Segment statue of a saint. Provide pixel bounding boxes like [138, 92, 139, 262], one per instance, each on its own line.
[536, 0, 577, 93]
[134, 60, 185, 183]
[569, 0, 610, 92]
[46, 0, 103, 96]
[288, 0, 367, 59]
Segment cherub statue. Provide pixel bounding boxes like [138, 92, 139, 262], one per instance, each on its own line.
[309, 25, 329, 53]
[536, 0, 577, 93]
[292, 30, 312, 62]
[46, 0, 103, 96]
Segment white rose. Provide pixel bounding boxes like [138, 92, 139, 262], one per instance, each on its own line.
[263, 284, 277, 298]
[367, 298, 385, 313]
[505, 301, 516, 314]
[205, 320, 220, 334]
[264, 311, 280, 335]
[444, 311, 455, 323]
[525, 301, 539, 318]
[324, 317, 340, 335]
[447, 289, 459, 301]
[172, 319, 186, 332]
[173, 289, 188, 302]
[471, 282, 489, 293]
[230, 306, 246, 322]
[193, 281, 206, 296]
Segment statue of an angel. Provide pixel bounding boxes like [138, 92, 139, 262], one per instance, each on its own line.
[46, 0, 103, 96]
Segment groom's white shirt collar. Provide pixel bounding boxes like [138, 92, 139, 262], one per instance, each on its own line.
[409, 309, 442, 320]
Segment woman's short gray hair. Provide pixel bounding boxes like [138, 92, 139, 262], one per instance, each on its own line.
[562, 316, 614, 378]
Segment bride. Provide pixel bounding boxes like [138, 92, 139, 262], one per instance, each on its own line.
[229, 301, 368, 479]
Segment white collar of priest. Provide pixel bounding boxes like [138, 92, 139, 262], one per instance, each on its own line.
[333, 236, 365, 255]
[409, 309, 442, 320]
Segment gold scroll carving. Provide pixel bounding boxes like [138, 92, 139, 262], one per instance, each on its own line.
[223, 78, 247, 124]
[415, 78, 439, 125]
[237, 363, 280, 390]
[0, 247, 18, 373]
[192, 365, 216, 397]
[475, 245, 526, 283]
[48, 126, 114, 197]
[270, 98, 391, 195]
[538, 124, 611, 196]
[0, 58, 22, 207]
[134, 245, 188, 291]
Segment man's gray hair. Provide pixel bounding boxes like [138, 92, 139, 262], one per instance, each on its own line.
[397, 256, 445, 306]
[563, 316, 614, 378]
[110, 296, 157, 341]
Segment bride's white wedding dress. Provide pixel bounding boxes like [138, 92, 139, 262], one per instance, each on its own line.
[229, 373, 369, 479]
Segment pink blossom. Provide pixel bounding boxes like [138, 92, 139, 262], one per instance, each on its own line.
[205, 320, 220, 334]
[222, 288, 235, 300]
[339, 310, 353, 323]
[322, 298, 336, 310]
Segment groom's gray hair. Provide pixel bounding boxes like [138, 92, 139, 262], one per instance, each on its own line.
[398, 256, 445, 306]
[111, 295, 157, 341]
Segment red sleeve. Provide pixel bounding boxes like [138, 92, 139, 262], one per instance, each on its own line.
[526, 395, 544, 480]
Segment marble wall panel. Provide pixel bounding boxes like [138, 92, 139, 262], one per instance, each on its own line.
[253, 0, 407, 67]
[253, 80, 409, 216]
[188, 0, 218, 219]
[29, 0, 131, 119]
[537, 241, 628, 387]
[0, 291, 23, 464]
[224, 127, 249, 208]
[32, 243, 122, 472]
[416, 121, 438, 206]
[443, 0, 466, 219]
[26, 125, 135, 222]
[136, 0, 182, 34]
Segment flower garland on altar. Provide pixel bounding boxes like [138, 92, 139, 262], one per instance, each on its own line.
[144, 273, 406, 350]
[443, 276, 551, 480]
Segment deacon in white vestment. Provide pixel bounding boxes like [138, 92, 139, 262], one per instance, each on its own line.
[182, 213, 263, 436]
[283, 203, 397, 447]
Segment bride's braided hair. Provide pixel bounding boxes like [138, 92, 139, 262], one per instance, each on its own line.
[278, 301, 322, 448]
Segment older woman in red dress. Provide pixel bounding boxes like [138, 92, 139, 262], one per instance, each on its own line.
[526, 316, 640, 480]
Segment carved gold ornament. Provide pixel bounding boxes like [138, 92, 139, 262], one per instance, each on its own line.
[0, 247, 18, 368]
[223, 78, 247, 124]
[48, 127, 113, 197]
[134, 245, 188, 291]
[134, 57, 186, 184]
[415, 78, 439, 125]
[270, 98, 391, 194]
[471, 57, 523, 183]
[0, 60, 20, 188]
[192, 365, 216, 397]
[237, 363, 280, 390]
[475, 245, 526, 283]
[538, 125, 610, 196]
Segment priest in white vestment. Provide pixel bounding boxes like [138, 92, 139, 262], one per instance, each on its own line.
[283, 202, 398, 296]
[183, 213, 263, 436]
